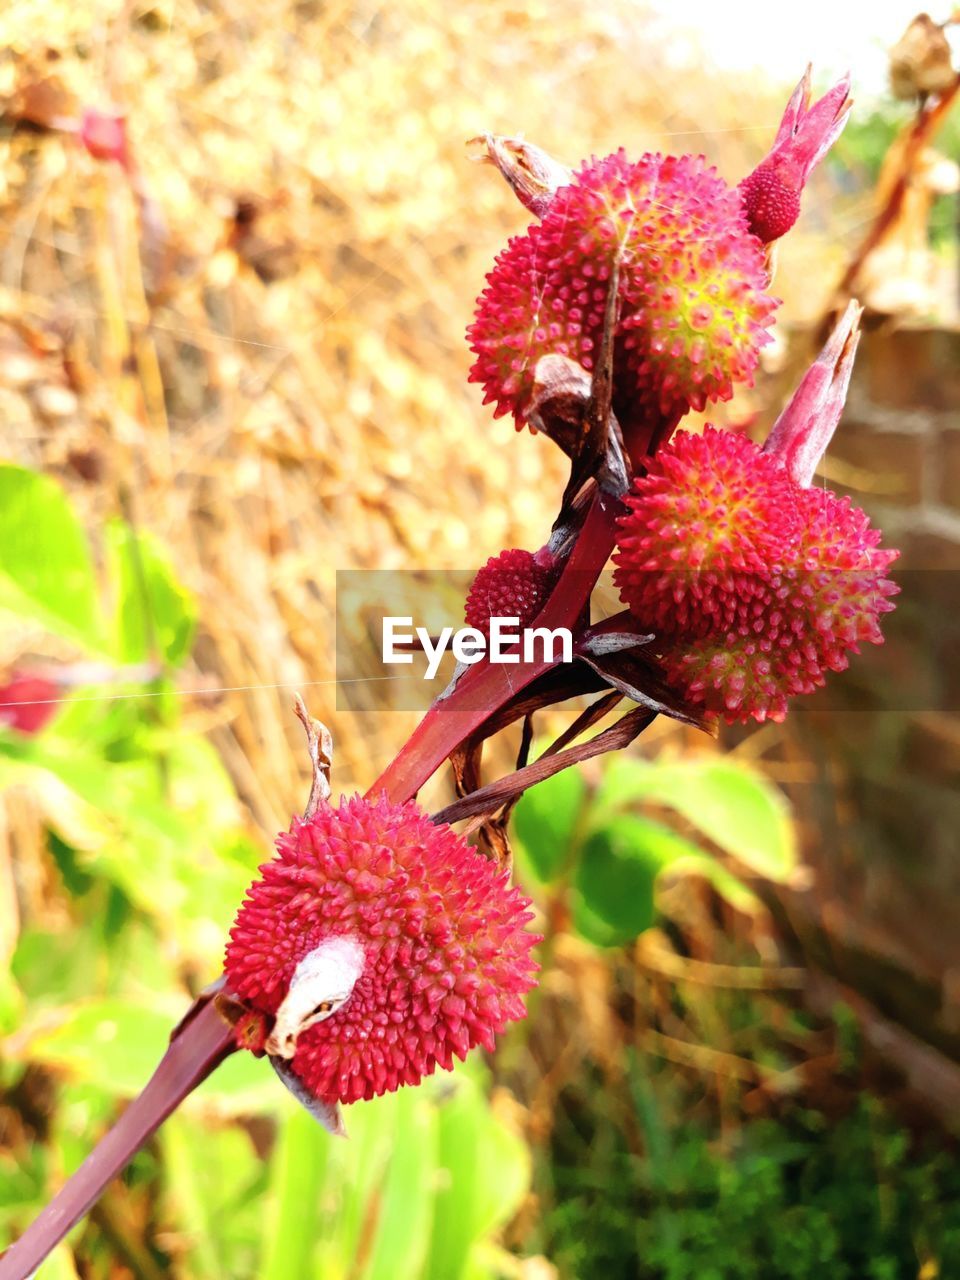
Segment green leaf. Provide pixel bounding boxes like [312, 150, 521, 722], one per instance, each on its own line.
[12, 917, 175, 1011]
[0, 968, 24, 1036]
[161, 1116, 224, 1279]
[12, 927, 102, 1010]
[571, 892, 629, 950]
[162, 1115, 265, 1278]
[17, 998, 177, 1095]
[425, 1079, 484, 1280]
[364, 1089, 437, 1280]
[425, 1074, 530, 1280]
[467, 1093, 529, 1245]
[260, 1104, 326, 1280]
[32, 1243, 79, 1279]
[0, 465, 103, 650]
[595, 756, 796, 882]
[51, 1081, 135, 1178]
[663, 854, 767, 916]
[0, 957, 24, 1034]
[321, 1092, 397, 1274]
[192, 1047, 279, 1114]
[2, 734, 261, 966]
[104, 519, 196, 666]
[162, 731, 248, 832]
[512, 766, 586, 882]
[0, 1139, 47, 1244]
[0, 754, 114, 855]
[574, 815, 698, 946]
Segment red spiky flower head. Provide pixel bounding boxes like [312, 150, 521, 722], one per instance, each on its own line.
[225, 794, 539, 1116]
[739, 67, 851, 244]
[464, 546, 556, 635]
[469, 150, 777, 464]
[614, 305, 899, 723]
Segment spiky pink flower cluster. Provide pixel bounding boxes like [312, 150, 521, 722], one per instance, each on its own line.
[225, 794, 539, 1105]
[468, 150, 777, 456]
[464, 547, 555, 634]
[614, 427, 899, 723]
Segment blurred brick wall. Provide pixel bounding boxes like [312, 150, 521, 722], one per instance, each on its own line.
[769, 325, 960, 1017]
[844, 328, 960, 570]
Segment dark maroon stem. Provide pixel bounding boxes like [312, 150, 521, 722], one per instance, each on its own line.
[432, 706, 654, 825]
[0, 1000, 235, 1280]
[368, 489, 621, 805]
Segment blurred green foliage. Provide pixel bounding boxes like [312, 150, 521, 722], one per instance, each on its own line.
[4, 463, 959, 1279]
[155, 1068, 529, 1280]
[512, 748, 796, 947]
[512, 755, 960, 1279]
[0, 464, 532, 1278]
[541, 1077, 960, 1280]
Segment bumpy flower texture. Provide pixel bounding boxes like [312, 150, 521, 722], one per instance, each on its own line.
[468, 150, 777, 459]
[226, 794, 539, 1105]
[613, 428, 899, 723]
[464, 547, 555, 634]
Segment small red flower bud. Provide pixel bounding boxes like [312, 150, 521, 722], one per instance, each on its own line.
[0, 674, 61, 736]
[233, 1010, 269, 1055]
[738, 167, 802, 246]
[225, 794, 539, 1106]
[739, 67, 851, 244]
[468, 150, 777, 460]
[79, 108, 131, 168]
[464, 547, 555, 634]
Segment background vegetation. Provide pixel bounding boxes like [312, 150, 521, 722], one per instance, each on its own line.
[1, 2, 957, 1277]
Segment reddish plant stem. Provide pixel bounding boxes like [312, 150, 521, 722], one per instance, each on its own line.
[0, 1000, 235, 1280]
[3, 469, 623, 1280]
[432, 706, 654, 825]
[367, 489, 621, 805]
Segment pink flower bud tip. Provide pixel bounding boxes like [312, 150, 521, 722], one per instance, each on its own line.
[469, 134, 573, 219]
[225, 794, 540, 1106]
[0, 674, 61, 736]
[464, 547, 556, 634]
[739, 67, 852, 244]
[763, 299, 862, 485]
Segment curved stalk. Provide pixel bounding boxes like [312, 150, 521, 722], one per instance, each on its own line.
[368, 489, 621, 805]
[0, 1000, 235, 1280]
